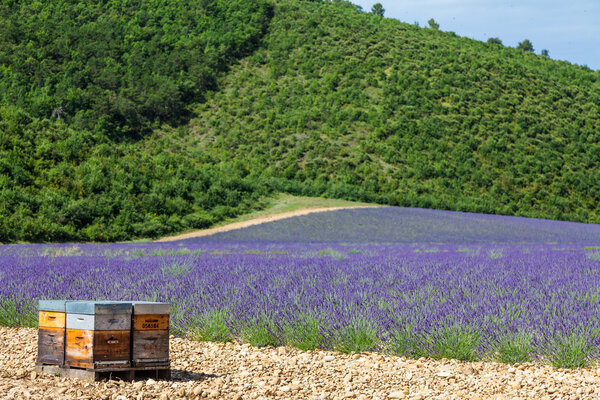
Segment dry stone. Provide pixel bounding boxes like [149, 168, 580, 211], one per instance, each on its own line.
[1, 327, 600, 400]
[388, 391, 405, 399]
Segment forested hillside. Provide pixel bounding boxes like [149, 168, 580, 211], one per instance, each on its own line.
[1, 0, 599, 242]
[190, 1, 600, 221]
[0, 0, 273, 241]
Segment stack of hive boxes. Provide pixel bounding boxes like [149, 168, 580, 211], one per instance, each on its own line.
[65, 301, 132, 369]
[131, 301, 171, 366]
[37, 300, 171, 379]
[38, 300, 67, 366]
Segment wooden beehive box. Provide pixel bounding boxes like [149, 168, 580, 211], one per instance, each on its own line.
[38, 300, 67, 366]
[131, 301, 171, 366]
[65, 301, 132, 369]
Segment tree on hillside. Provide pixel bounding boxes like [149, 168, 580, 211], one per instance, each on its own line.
[371, 3, 384, 17]
[518, 39, 534, 52]
[487, 37, 503, 45]
[541, 49, 550, 57]
[428, 18, 439, 30]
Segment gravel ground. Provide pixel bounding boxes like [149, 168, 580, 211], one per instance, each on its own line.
[1, 327, 599, 400]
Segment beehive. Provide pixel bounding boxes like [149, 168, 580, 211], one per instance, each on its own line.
[131, 301, 171, 366]
[65, 301, 132, 369]
[38, 300, 67, 366]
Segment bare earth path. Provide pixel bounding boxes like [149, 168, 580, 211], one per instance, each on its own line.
[157, 206, 378, 242]
[2, 328, 599, 400]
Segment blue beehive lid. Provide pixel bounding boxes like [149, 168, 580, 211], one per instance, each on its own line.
[131, 301, 171, 315]
[38, 300, 68, 312]
[65, 301, 132, 315]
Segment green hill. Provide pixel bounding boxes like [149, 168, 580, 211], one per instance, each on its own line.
[1, 0, 599, 242]
[0, 0, 273, 241]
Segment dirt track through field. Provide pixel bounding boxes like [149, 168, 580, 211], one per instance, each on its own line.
[157, 206, 378, 242]
[2, 327, 599, 400]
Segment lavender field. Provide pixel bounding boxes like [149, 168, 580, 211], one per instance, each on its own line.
[2, 207, 600, 368]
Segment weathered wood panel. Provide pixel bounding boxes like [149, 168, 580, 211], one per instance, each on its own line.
[65, 329, 93, 369]
[38, 300, 68, 313]
[66, 301, 132, 315]
[132, 330, 169, 364]
[132, 302, 171, 315]
[66, 313, 94, 330]
[94, 330, 130, 364]
[65, 329, 131, 368]
[66, 313, 131, 331]
[95, 314, 131, 331]
[36, 364, 170, 381]
[39, 311, 66, 328]
[37, 327, 65, 365]
[133, 314, 169, 331]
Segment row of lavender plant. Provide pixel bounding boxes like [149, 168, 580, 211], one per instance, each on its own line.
[193, 207, 600, 244]
[2, 241, 600, 368]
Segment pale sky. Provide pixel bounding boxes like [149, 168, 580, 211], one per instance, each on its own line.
[352, 0, 599, 70]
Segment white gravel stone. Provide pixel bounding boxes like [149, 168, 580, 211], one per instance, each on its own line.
[387, 391, 405, 399]
[3, 327, 600, 400]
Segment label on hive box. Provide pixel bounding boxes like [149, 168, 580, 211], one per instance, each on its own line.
[94, 330, 130, 362]
[133, 314, 169, 330]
